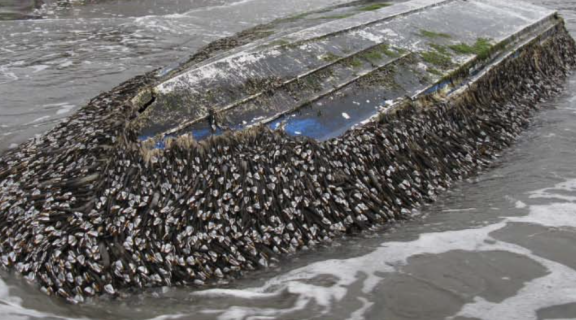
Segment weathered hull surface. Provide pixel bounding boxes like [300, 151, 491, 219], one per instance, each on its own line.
[137, 0, 562, 142]
[0, 0, 575, 303]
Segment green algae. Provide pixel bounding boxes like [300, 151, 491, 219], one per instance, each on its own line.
[421, 51, 452, 68]
[346, 57, 364, 68]
[429, 43, 451, 56]
[321, 52, 341, 62]
[316, 13, 356, 20]
[357, 44, 401, 63]
[359, 3, 392, 11]
[449, 38, 492, 58]
[379, 44, 401, 57]
[396, 47, 409, 55]
[361, 50, 384, 61]
[420, 29, 452, 39]
[422, 42, 454, 69]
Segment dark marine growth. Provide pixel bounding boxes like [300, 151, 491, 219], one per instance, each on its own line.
[0, 0, 575, 303]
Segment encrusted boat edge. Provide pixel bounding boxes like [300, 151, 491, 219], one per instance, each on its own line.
[0, 19, 575, 303]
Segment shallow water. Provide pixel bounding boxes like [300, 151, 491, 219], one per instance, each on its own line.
[1, 0, 576, 319]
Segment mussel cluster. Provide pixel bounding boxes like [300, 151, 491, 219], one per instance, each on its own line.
[0, 25, 575, 303]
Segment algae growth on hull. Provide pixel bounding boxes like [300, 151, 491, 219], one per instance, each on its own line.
[0, 0, 575, 304]
[137, 0, 563, 143]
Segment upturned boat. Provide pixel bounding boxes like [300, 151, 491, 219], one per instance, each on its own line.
[0, 0, 575, 302]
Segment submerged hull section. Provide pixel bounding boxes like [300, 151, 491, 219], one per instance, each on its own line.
[137, 0, 559, 142]
[0, 0, 575, 303]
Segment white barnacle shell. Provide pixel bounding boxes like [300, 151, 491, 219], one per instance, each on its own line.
[104, 284, 115, 295]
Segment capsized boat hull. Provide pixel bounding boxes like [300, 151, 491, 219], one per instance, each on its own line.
[0, 0, 575, 302]
[136, 0, 562, 142]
